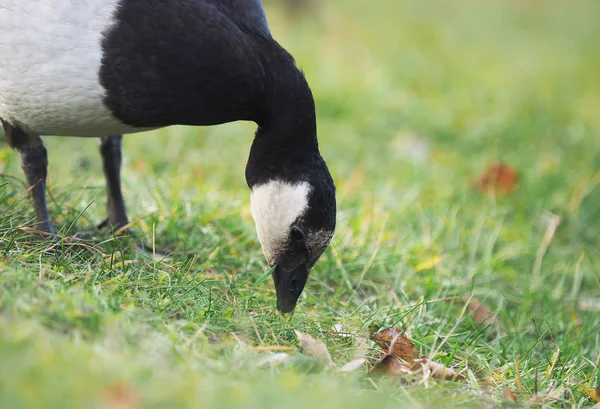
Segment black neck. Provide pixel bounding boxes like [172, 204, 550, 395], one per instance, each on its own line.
[245, 40, 322, 188]
[253, 41, 319, 152]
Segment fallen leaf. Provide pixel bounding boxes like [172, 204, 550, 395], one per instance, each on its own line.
[295, 331, 334, 367]
[414, 254, 446, 272]
[110, 260, 134, 269]
[581, 386, 600, 403]
[480, 375, 497, 387]
[259, 352, 291, 367]
[339, 358, 367, 373]
[331, 323, 351, 338]
[545, 387, 573, 403]
[101, 382, 140, 409]
[472, 163, 518, 194]
[370, 329, 463, 381]
[371, 355, 464, 381]
[462, 297, 498, 326]
[420, 359, 465, 381]
[371, 327, 419, 359]
[502, 389, 519, 402]
[253, 346, 295, 352]
[371, 354, 414, 376]
[578, 298, 600, 312]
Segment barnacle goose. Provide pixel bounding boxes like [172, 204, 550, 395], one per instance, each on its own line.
[0, 0, 336, 313]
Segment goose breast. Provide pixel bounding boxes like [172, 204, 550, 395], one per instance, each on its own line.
[0, 0, 148, 137]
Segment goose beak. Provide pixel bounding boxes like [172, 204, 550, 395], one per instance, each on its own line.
[273, 263, 309, 313]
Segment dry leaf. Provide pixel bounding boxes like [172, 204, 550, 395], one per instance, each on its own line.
[546, 387, 574, 403]
[101, 382, 140, 409]
[420, 359, 465, 381]
[581, 386, 600, 403]
[370, 330, 463, 381]
[295, 331, 334, 367]
[259, 352, 291, 367]
[331, 323, 351, 338]
[462, 297, 498, 326]
[480, 375, 497, 387]
[578, 298, 600, 312]
[502, 389, 519, 402]
[414, 255, 446, 272]
[371, 355, 464, 381]
[253, 346, 295, 352]
[371, 327, 419, 359]
[339, 358, 367, 373]
[472, 163, 518, 194]
[371, 354, 414, 376]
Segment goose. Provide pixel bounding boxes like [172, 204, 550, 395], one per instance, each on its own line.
[0, 0, 336, 313]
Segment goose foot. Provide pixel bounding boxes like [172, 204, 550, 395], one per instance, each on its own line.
[96, 219, 174, 258]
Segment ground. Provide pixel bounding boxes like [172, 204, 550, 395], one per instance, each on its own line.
[1, 0, 599, 408]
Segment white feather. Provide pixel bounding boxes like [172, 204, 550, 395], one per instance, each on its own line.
[0, 0, 146, 137]
[250, 180, 311, 264]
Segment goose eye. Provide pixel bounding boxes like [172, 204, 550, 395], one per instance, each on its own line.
[290, 226, 305, 242]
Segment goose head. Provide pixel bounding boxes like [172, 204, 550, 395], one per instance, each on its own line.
[243, 45, 335, 313]
[246, 145, 336, 313]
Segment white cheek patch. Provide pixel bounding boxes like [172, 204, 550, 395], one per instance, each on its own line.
[250, 180, 311, 264]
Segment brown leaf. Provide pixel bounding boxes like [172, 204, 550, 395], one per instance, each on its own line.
[371, 327, 419, 358]
[295, 331, 334, 367]
[462, 297, 498, 326]
[370, 354, 414, 376]
[480, 375, 497, 387]
[420, 359, 465, 381]
[502, 389, 519, 402]
[339, 358, 367, 373]
[370, 328, 464, 382]
[581, 386, 600, 403]
[472, 163, 518, 194]
[371, 355, 464, 381]
[101, 382, 140, 409]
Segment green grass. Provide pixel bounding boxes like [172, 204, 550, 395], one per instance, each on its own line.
[1, 0, 600, 407]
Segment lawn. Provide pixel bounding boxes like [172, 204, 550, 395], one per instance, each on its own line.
[1, 0, 600, 407]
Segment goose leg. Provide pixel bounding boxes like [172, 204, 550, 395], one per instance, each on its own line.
[97, 135, 129, 232]
[96, 135, 174, 257]
[1, 120, 54, 234]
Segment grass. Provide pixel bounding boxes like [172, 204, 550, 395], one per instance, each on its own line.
[1, 0, 600, 407]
